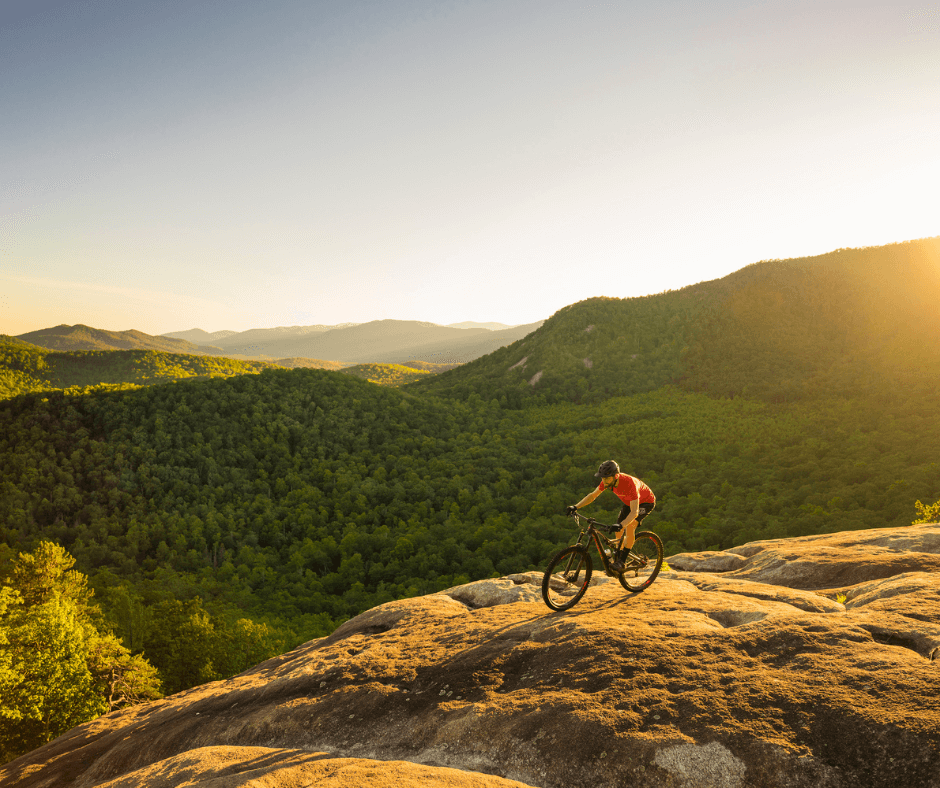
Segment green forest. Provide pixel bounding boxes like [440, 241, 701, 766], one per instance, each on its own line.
[2, 238, 939, 763]
[0, 338, 275, 400]
[339, 362, 433, 386]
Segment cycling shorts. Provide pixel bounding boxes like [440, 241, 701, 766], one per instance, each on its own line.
[618, 501, 655, 526]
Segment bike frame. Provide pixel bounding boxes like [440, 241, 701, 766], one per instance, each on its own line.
[569, 511, 637, 576]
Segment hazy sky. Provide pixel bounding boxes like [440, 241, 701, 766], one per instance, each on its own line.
[2, 0, 938, 335]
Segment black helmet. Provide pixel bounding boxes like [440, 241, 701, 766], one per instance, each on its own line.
[595, 460, 620, 478]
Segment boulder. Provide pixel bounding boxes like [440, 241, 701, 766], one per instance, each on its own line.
[440, 576, 544, 608]
[5, 524, 940, 788]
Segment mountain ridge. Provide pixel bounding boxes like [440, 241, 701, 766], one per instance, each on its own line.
[412, 236, 940, 405]
[446, 321, 517, 330]
[19, 320, 545, 367]
[186, 319, 543, 363]
[163, 321, 519, 345]
[163, 324, 362, 347]
[16, 324, 222, 355]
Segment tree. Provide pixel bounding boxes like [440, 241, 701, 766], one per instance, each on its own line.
[913, 500, 940, 525]
[144, 598, 224, 695]
[0, 588, 22, 729]
[0, 593, 101, 762]
[8, 541, 92, 611]
[86, 632, 162, 713]
[0, 542, 161, 765]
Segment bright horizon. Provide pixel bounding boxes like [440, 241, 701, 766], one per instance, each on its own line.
[2, 0, 938, 336]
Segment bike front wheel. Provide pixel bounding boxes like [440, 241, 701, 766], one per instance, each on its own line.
[542, 546, 593, 611]
[617, 531, 664, 592]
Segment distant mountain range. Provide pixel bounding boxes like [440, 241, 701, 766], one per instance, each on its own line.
[164, 322, 516, 346]
[15, 319, 543, 366]
[160, 319, 542, 364]
[163, 325, 359, 346]
[16, 325, 222, 355]
[444, 321, 516, 331]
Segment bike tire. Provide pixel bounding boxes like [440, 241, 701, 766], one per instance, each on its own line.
[617, 531, 663, 593]
[542, 545, 593, 611]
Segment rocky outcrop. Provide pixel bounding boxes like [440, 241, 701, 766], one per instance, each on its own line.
[667, 524, 940, 587]
[89, 746, 534, 788]
[4, 525, 940, 788]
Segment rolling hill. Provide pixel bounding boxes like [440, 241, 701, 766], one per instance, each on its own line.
[17, 324, 223, 355]
[338, 362, 433, 386]
[0, 339, 456, 400]
[0, 336, 277, 399]
[413, 237, 940, 405]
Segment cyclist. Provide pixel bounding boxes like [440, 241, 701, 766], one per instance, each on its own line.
[566, 460, 656, 572]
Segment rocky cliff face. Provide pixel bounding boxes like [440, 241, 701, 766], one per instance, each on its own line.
[4, 525, 940, 788]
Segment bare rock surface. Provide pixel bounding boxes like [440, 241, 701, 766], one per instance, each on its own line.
[4, 524, 940, 788]
[668, 524, 940, 587]
[92, 746, 535, 788]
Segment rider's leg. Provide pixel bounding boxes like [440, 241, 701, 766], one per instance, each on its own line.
[615, 504, 638, 549]
[623, 503, 654, 558]
[615, 503, 656, 565]
[621, 521, 637, 550]
[611, 507, 638, 570]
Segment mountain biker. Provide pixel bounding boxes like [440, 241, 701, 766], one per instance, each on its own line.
[565, 460, 656, 572]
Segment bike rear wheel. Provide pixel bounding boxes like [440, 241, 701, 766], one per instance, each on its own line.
[617, 531, 664, 593]
[542, 546, 593, 611]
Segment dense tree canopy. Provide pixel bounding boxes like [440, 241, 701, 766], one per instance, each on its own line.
[3, 370, 937, 648]
[0, 337, 274, 400]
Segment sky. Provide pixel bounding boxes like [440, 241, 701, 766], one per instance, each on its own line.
[2, 0, 938, 336]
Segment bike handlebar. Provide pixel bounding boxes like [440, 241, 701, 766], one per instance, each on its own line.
[568, 510, 619, 534]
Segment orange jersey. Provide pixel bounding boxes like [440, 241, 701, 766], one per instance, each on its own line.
[597, 473, 655, 506]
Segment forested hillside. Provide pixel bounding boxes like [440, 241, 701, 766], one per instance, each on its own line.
[2, 237, 938, 758]
[413, 238, 940, 406]
[0, 337, 275, 400]
[267, 357, 347, 371]
[339, 363, 432, 386]
[681, 238, 940, 400]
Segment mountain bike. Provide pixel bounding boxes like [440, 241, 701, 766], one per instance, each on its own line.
[541, 510, 664, 611]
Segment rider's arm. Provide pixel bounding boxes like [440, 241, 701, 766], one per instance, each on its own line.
[574, 487, 602, 510]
